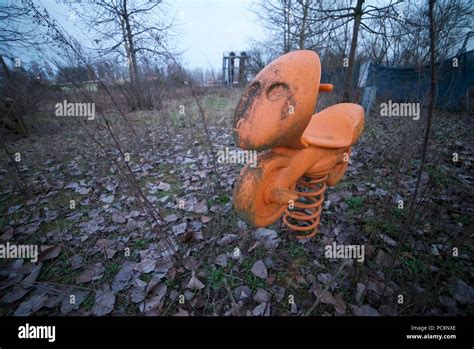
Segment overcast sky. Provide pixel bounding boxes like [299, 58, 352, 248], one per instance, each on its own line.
[36, 0, 265, 71]
[6, 0, 472, 71]
[172, 0, 265, 70]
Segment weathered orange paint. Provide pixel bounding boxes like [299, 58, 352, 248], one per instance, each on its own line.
[233, 50, 365, 239]
[233, 50, 321, 151]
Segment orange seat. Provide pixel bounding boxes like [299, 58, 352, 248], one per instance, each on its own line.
[302, 103, 365, 149]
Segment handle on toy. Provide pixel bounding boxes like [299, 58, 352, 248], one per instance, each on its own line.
[319, 84, 333, 92]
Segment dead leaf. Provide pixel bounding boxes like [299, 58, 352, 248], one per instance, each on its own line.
[92, 284, 115, 316]
[76, 262, 105, 284]
[201, 215, 212, 223]
[76, 186, 90, 195]
[353, 304, 380, 316]
[272, 286, 285, 302]
[172, 222, 187, 236]
[319, 290, 336, 305]
[14, 291, 49, 316]
[252, 302, 270, 316]
[335, 294, 347, 314]
[111, 261, 138, 292]
[217, 233, 238, 246]
[130, 279, 147, 304]
[215, 254, 227, 267]
[154, 258, 173, 274]
[111, 213, 126, 224]
[185, 272, 205, 290]
[194, 200, 208, 214]
[317, 273, 332, 285]
[1, 285, 31, 304]
[64, 182, 79, 190]
[379, 233, 397, 247]
[454, 279, 474, 305]
[251, 260, 268, 279]
[60, 290, 89, 315]
[254, 228, 279, 249]
[327, 193, 341, 204]
[22, 263, 43, 284]
[193, 231, 204, 240]
[70, 254, 83, 270]
[95, 239, 117, 259]
[174, 308, 189, 316]
[39, 245, 62, 262]
[376, 250, 394, 268]
[312, 283, 336, 305]
[141, 284, 167, 315]
[253, 288, 271, 303]
[247, 241, 261, 253]
[100, 194, 114, 204]
[164, 214, 178, 223]
[295, 275, 308, 286]
[157, 182, 171, 191]
[367, 279, 384, 295]
[234, 286, 252, 301]
[44, 292, 64, 309]
[134, 258, 156, 274]
[356, 283, 366, 303]
[145, 274, 164, 296]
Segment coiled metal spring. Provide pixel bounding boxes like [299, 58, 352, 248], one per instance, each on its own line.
[283, 174, 328, 239]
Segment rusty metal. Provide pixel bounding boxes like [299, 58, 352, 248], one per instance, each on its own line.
[233, 50, 365, 239]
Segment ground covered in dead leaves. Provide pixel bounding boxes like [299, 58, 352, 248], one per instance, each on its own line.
[1, 89, 473, 316]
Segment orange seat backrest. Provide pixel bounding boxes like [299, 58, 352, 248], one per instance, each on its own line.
[302, 103, 365, 149]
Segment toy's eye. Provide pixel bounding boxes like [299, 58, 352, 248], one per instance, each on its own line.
[235, 81, 261, 120]
[266, 82, 289, 101]
[247, 81, 261, 95]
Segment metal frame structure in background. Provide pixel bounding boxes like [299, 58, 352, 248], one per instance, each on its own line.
[222, 51, 250, 87]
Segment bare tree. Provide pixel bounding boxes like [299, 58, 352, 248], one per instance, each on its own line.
[79, 0, 176, 110]
[362, 0, 473, 66]
[292, 0, 314, 49]
[253, 0, 292, 53]
[254, 0, 407, 101]
[0, 2, 47, 136]
[0, 2, 39, 54]
[246, 43, 277, 76]
[303, 0, 404, 101]
[253, 0, 323, 54]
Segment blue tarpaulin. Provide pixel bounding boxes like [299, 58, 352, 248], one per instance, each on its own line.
[365, 50, 474, 110]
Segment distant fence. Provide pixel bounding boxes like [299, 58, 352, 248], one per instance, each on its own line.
[365, 50, 474, 110]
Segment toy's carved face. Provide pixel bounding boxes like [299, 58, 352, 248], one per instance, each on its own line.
[233, 50, 321, 151]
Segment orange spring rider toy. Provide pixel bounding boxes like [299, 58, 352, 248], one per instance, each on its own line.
[233, 50, 365, 239]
